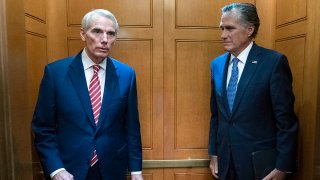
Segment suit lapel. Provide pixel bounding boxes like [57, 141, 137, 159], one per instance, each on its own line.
[232, 44, 261, 114]
[221, 53, 232, 117]
[97, 57, 117, 130]
[68, 52, 96, 127]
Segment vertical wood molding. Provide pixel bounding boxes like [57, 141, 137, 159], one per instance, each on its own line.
[0, 0, 13, 179]
[1, 0, 33, 179]
[309, 0, 320, 178]
[299, 0, 320, 178]
[256, 0, 276, 49]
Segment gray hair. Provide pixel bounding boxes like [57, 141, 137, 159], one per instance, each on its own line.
[81, 9, 119, 32]
[222, 3, 260, 38]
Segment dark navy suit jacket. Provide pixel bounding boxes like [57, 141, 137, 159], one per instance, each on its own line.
[208, 43, 298, 179]
[32, 51, 142, 180]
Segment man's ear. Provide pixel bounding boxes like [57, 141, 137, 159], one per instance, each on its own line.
[247, 25, 254, 37]
[80, 28, 86, 41]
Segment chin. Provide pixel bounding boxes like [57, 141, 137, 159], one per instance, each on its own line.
[96, 53, 109, 58]
[223, 47, 232, 52]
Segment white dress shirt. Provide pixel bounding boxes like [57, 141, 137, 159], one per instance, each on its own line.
[226, 41, 254, 89]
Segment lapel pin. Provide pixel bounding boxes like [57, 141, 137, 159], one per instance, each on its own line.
[252, 60, 258, 64]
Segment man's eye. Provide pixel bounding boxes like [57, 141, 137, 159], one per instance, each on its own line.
[107, 32, 116, 36]
[92, 29, 101, 33]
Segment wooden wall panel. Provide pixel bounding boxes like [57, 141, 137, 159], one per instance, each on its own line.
[164, 40, 224, 158]
[25, 0, 46, 21]
[276, 0, 306, 26]
[275, 0, 320, 179]
[175, 41, 216, 149]
[176, 0, 254, 28]
[275, 37, 305, 116]
[24, 0, 48, 113]
[255, 0, 275, 49]
[0, 0, 32, 178]
[25, 34, 48, 112]
[111, 39, 153, 150]
[67, 38, 84, 55]
[67, 0, 152, 27]
[25, 0, 320, 179]
[25, 0, 48, 179]
[164, 168, 213, 180]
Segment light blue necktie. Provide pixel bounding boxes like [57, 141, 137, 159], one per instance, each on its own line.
[227, 58, 239, 112]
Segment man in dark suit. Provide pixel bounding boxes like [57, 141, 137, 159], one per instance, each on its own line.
[208, 3, 298, 180]
[32, 9, 143, 180]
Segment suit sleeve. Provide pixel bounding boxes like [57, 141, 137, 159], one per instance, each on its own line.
[270, 55, 298, 172]
[125, 69, 143, 172]
[208, 64, 219, 156]
[31, 65, 64, 175]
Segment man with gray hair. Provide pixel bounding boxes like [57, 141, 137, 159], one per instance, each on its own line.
[32, 9, 143, 180]
[208, 3, 298, 180]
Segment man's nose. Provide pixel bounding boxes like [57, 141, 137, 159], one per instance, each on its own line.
[221, 30, 227, 39]
[101, 33, 109, 42]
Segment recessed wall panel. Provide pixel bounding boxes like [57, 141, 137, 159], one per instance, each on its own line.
[176, 0, 254, 28]
[175, 41, 224, 149]
[24, 0, 46, 21]
[67, 38, 85, 56]
[67, 0, 152, 27]
[174, 173, 212, 180]
[276, 0, 306, 26]
[111, 39, 153, 149]
[275, 37, 305, 114]
[26, 34, 48, 111]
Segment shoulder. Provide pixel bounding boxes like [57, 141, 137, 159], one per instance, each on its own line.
[210, 52, 229, 68]
[255, 44, 286, 61]
[46, 55, 76, 70]
[108, 57, 135, 73]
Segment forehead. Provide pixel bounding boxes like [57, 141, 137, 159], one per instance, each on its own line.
[88, 14, 115, 29]
[220, 12, 242, 26]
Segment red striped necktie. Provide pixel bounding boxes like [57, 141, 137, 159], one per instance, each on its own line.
[89, 65, 101, 166]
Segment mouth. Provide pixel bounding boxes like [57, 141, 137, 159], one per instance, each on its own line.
[97, 47, 109, 52]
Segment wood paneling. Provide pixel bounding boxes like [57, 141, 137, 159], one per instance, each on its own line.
[175, 41, 220, 150]
[176, 0, 254, 28]
[164, 168, 213, 180]
[276, 0, 306, 26]
[67, 0, 152, 27]
[15, 0, 320, 179]
[111, 39, 154, 149]
[24, 0, 46, 22]
[0, 0, 32, 179]
[24, 0, 48, 179]
[25, 34, 48, 112]
[274, 0, 320, 179]
[255, 0, 276, 49]
[275, 37, 305, 115]
[67, 38, 84, 55]
[0, 1, 11, 179]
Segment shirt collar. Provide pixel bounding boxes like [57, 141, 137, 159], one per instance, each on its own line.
[81, 48, 107, 70]
[230, 41, 253, 65]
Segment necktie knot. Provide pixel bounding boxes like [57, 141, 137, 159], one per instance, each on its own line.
[93, 65, 100, 73]
[232, 57, 239, 66]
